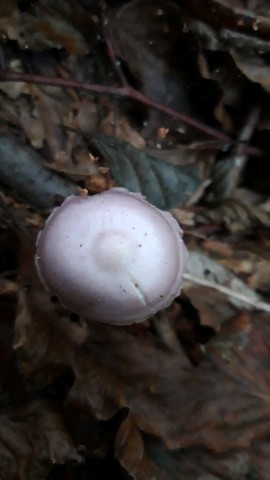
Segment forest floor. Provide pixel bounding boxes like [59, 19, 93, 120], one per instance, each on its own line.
[1, 1, 270, 479]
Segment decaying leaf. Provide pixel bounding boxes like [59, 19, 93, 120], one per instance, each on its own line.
[20, 14, 89, 54]
[194, 198, 270, 232]
[115, 412, 166, 479]
[16, 299, 270, 457]
[0, 401, 81, 480]
[185, 251, 264, 311]
[231, 47, 270, 94]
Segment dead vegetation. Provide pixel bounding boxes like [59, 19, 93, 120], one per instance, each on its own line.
[1, 1, 270, 478]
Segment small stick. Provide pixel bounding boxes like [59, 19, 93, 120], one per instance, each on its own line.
[183, 272, 270, 313]
[0, 70, 231, 142]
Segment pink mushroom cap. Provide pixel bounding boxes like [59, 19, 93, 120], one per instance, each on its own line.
[35, 188, 187, 325]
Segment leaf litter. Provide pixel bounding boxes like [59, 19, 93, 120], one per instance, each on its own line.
[1, 0, 270, 478]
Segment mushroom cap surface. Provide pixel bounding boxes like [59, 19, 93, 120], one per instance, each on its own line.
[35, 188, 187, 325]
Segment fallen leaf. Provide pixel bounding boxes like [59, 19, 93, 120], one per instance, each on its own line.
[0, 401, 81, 480]
[90, 133, 201, 209]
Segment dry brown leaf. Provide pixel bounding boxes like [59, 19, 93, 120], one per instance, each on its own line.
[0, 2, 22, 44]
[76, 98, 99, 133]
[99, 112, 146, 150]
[145, 437, 270, 480]
[231, 48, 270, 94]
[19, 103, 45, 149]
[0, 401, 81, 480]
[35, 89, 68, 160]
[14, 238, 81, 383]
[0, 60, 31, 99]
[14, 236, 270, 458]
[183, 284, 237, 330]
[65, 311, 270, 453]
[115, 412, 166, 479]
[21, 15, 88, 54]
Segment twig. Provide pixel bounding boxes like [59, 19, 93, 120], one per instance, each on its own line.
[183, 272, 270, 313]
[206, 104, 261, 200]
[188, 139, 263, 157]
[0, 70, 231, 142]
[101, 10, 129, 88]
[0, 71, 265, 156]
[238, 105, 261, 148]
[227, 104, 261, 194]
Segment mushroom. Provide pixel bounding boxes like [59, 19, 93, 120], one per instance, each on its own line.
[35, 188, 187, 325]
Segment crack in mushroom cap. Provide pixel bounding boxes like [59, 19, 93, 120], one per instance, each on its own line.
[35, 188, 187, 325]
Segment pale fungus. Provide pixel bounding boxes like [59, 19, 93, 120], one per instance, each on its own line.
[35, 188, 187, 325]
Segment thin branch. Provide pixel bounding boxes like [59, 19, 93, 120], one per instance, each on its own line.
[188, 139, 263, 157]
[101, 10, 129, 88]
[0, 70, 231, 142]
[183, 272, 270, 314]
[227, 104, 261, 193]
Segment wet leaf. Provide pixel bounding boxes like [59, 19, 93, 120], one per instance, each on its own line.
[21, 14, 88, 54]
[90, 133, 201, 209]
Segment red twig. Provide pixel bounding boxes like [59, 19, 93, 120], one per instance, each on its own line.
[0, 70, 231, 142]
[0, 70, 266, 157]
